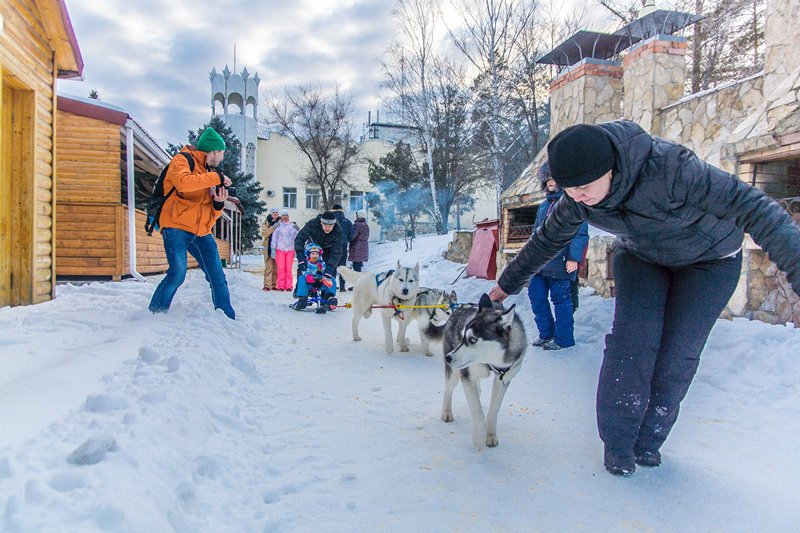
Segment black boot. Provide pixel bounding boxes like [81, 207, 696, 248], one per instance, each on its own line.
[292, 297, 308, 311]
[315, 305, 327, 314]
[604, 448, 635, 476]
[634, 449, 662, 467]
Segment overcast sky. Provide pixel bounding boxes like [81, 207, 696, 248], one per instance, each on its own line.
[57, 0, 610, 150]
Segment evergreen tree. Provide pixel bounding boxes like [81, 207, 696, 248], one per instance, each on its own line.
[169, 116, 266, 249]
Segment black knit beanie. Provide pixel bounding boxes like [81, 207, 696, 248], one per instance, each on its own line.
[320, 211, 337, 224]
[547, 123, 614, 188]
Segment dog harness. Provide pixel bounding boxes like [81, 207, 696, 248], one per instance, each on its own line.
[374, 269, 395, 287]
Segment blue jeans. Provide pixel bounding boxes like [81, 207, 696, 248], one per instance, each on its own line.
[527, 274, 575, 347]
[149, 228, 235, 319]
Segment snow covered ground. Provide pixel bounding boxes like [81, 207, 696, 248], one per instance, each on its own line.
[0, 233, 798, 531]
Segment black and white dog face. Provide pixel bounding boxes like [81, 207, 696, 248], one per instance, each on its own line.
[429, 290, 458, 327]
[445, 294, 518, 370]
[388, 261, 420, 298]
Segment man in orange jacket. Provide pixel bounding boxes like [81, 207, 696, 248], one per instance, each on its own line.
[148, 126, 236, 319]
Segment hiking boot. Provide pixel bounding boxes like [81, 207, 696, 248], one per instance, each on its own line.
[634, 449, 662, 467]
[315, 305, 327, 314]
[542, 339, 564, 351]
[292, 297, 308, 311]
[604, 449, 636, 477]
[532, 337, 552, 347]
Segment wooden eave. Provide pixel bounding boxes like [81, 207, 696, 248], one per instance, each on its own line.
[35, 0, 84, 79]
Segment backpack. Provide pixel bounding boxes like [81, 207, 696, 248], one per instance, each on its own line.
[144, 152, 194, 236]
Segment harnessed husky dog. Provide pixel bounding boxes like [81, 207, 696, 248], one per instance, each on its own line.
[395, 288, 457, 356]
[441, 294, 527, 450]
[338, 262, 421, 354]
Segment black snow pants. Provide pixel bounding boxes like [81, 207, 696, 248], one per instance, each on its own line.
[597, 247, 742, 455]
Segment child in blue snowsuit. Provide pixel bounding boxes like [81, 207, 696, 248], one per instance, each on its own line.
[527, 161, 589, 350]
[293, 243, 337, 313]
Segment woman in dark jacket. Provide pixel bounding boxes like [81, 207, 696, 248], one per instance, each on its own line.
[490, 120, 800, 477]
[348, 212, 370, 272]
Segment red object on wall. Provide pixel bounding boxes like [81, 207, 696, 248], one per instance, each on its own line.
[466, 219, 499, 280]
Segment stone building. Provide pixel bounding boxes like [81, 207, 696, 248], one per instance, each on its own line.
[500, 0, 800, 326]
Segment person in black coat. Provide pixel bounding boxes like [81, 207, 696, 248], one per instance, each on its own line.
[331, 204, 356, 290]
[293, 211, 344, 301]
[489, 120, 800, 477]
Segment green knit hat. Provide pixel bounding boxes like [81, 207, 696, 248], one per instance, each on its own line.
[196, 127, 226, 152]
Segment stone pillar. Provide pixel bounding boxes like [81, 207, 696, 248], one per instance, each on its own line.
[549, 59, 623, 137]
[622, 35, 687, 135]
[763, 0, 800, 96]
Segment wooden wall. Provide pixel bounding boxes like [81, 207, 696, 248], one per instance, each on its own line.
[55, 110, 121, 203]
[56, 202, 230, 278]
[0, 0, 61, 305]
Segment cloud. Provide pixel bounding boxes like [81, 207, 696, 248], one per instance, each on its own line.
[59, 0, 395, 147]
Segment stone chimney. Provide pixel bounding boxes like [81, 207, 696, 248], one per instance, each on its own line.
[764, 0, 800, 93]
[763, 0, 800, 136]
[623, 35, 688, 134]
[549, 59, 623, 136]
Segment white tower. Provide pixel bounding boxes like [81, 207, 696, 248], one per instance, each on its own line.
[210, 65, 260, 175]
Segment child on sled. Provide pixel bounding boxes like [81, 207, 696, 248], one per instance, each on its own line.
[292, 243, 338, 314]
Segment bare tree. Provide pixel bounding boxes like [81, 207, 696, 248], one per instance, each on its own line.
[266, 85, 360, 211]
[499, 0, 587, 178]
[381, 0, 445, 233]
[447, 0, 534, 217]
[598, 0, 765, 94]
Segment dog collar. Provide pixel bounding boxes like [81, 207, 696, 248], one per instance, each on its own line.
[488, 359, 521, 384]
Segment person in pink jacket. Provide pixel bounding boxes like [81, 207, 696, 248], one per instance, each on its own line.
[271, 209, 300, 291]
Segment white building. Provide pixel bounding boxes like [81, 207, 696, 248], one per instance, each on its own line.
[210, 66, 259, 176]
[254, 112, 497, 239]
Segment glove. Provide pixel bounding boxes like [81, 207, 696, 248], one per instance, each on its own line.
[305, 274, 316, 284]
[296, 261, 306, 277]
[321, 274, 333, 289]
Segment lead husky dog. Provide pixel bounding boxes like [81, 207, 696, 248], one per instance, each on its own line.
[338, 262, 421, 354]
[395, 288, 457, 356]
[441, 293, 527, 450]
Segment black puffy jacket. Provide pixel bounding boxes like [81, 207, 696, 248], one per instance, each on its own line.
[499, 120, 800, 296]
[294, 215, 344, 277]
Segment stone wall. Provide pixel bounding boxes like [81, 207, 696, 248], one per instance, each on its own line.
[549, 59, 623, 136]
[584, 235, 616, 298]
[741, 237, 800, 326]
[763, 0, 800, 93]
[444, 231, 473, 263]
[582, 234, 800, 327]
[623, 37, 687, 134]
[659, 75, 764, 168]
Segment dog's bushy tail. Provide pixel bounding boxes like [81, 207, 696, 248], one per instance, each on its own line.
[338, 266, 372, 286]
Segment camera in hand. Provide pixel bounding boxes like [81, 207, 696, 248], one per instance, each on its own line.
[215, 185, 237, 197]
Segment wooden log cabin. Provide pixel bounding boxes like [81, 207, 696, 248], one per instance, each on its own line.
[0, 0, 83, 307]
[55, 94, 241, 280]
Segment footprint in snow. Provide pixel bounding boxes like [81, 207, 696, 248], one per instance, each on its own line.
[138, 346, 161, 364]
[84, 394, 128, 412]
[67, 436, 118, 465]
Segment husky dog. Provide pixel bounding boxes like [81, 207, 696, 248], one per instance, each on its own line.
[338, 262, 421, 354]
[395, 288, 457, 356]
[441, 293, 527, 450]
